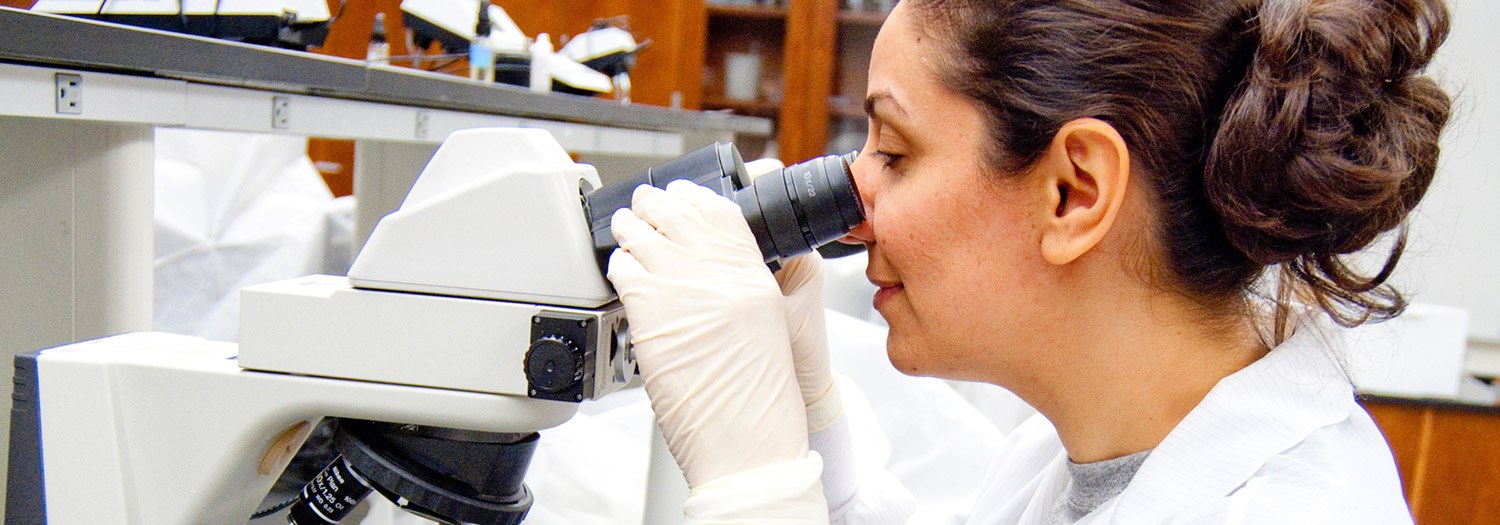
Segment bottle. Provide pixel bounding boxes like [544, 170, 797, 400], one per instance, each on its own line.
[469, 3, 496, 82]
[367, 13, 390, 66]
[529, 33, 553, 93]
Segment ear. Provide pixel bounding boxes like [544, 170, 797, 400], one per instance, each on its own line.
[1035, 118, 1131, 265]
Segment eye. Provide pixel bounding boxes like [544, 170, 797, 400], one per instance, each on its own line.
[872, 150, 905, 168]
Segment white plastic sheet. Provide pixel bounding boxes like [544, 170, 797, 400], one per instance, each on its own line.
[153, 128, 354, 342]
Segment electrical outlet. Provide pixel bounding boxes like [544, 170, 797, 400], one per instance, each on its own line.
[55, 73, 82, 115]
[272, 96, 291, 129]
[415, 110, 430, 139]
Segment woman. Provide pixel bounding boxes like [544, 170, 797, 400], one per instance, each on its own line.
[606, 0, 1451, 522]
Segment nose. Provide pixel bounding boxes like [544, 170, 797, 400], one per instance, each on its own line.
[838, 151, 877, 244]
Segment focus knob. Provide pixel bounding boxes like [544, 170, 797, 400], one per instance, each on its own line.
[525, 336, 584, 395]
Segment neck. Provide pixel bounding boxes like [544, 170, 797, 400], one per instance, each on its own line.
[1010, 287, 1266, 464]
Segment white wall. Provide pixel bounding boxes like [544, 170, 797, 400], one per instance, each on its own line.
[1392, 0, 1500, 341]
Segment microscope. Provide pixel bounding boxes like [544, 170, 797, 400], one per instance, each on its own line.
[6, 128, 861, 524]
[400, 0, 642, 98]
[29, 0, 333, 50]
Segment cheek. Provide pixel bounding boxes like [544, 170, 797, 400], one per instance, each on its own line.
[879, 182, 1042, 377]
[894, 185, 1033, 304]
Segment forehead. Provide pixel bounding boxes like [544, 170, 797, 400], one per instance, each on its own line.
[868, 5, 955, 112]
[869, 5, 919, 90]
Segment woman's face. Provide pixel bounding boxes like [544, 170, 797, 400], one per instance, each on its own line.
[846, 3, 1057, 381]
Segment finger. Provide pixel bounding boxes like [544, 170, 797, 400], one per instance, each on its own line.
[606, 247, 676, 301]
[605, 247, 645, 287]
[630, 184, 723, 248]
[665, 180, 755, 242]
[605, 249, 672, 334]
[611, 208, 693, 274]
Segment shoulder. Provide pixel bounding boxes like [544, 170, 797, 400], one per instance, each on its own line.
[1168, 407, 1412, 524]
[1102, 320, 1413, 523]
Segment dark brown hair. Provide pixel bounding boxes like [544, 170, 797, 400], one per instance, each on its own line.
[905, 0, 1452, 339]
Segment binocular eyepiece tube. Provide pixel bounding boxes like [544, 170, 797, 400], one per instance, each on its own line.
[583, 143, 864, 269]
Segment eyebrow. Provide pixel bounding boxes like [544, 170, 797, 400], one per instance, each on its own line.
[864, 91, 908, 121]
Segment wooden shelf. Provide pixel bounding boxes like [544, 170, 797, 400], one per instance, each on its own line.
[837, 9, 888, 27]
[706, 4, 789, 21]
[702, 96, 781, 118]
[700, 0, 852, 162]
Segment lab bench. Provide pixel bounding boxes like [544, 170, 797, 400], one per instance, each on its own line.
[0, 7, 769, 519]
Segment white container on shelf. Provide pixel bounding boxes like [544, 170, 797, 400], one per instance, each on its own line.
[723, 52, 763, 101]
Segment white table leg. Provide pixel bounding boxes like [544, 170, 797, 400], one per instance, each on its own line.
[0, 116, 155, 517]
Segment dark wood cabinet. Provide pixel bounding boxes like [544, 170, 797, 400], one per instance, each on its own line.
[1364, 397, 1500, 524]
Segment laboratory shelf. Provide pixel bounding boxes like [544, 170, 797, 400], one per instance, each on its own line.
[0, 7, 771, 145]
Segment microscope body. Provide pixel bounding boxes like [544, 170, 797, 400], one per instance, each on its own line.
[7, 128, 636, 524]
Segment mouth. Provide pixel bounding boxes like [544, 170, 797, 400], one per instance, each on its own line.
[869, 277, 903, 309]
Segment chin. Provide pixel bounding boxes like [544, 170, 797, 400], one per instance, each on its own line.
[884, 336, 934, 377]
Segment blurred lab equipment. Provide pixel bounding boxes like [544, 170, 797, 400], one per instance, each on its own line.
[31, 0, 332, 50]
[400, 0, 642, 97]
[8, 127, 862, 524]
[401, 0, 526, 58]
[368, 13, 392, 65]
[559, 21, 650, 102]
[528, 33, 553, 92]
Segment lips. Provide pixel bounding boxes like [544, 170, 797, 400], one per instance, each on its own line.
[869, 277, 903, 309]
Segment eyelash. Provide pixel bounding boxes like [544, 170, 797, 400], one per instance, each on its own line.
[871, 150, 904, 168]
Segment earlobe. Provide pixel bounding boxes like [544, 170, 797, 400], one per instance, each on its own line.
[1038, 119, 1130, 265]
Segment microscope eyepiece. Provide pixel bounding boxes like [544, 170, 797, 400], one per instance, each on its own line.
[583, 143, 864, 269]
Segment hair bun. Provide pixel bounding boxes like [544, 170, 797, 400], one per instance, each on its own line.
[1203, 0, 1451, 324]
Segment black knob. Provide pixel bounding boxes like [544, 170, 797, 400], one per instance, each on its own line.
[525, 336, 584, 394]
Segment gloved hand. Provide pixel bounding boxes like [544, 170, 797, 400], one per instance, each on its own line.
[606, 180, 812, 488]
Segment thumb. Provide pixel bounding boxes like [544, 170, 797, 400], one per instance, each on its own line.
[775, 252, 824, 295]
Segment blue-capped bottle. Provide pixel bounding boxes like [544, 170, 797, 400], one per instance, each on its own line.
[468, 3, 495, 82]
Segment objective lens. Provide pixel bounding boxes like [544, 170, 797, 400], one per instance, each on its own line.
[584, 144, 863, 268]
[287, 420, 539, 524]
[286, 456, 373, 524]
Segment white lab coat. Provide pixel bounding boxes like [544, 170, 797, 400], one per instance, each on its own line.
[700, 313, 1413, 525]
[965, 320, 1412, 524]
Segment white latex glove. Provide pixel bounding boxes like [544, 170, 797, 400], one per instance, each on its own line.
[606, 181, 812, 488]
[775, 253, 841, 432]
